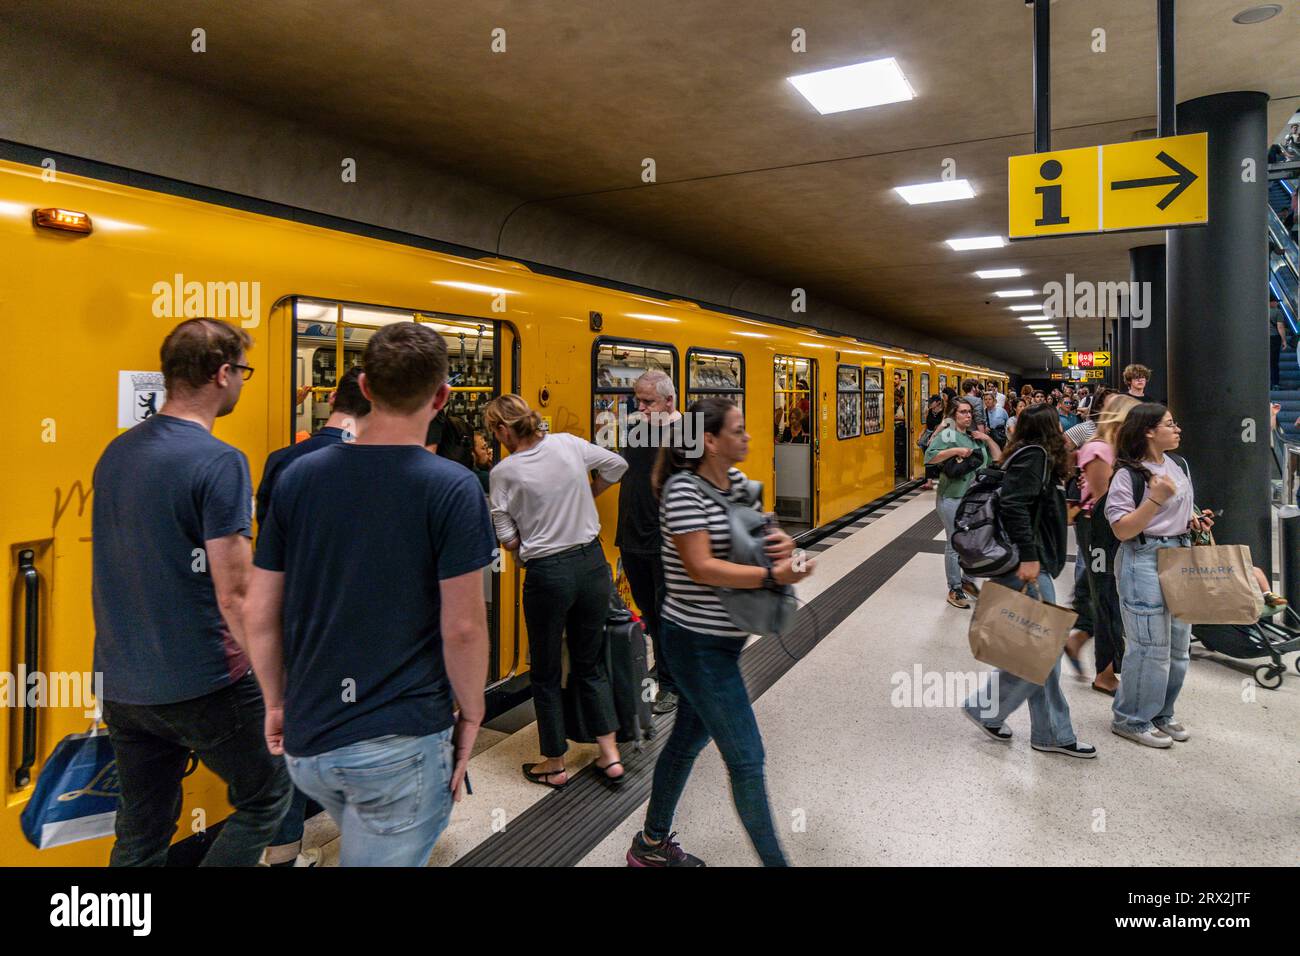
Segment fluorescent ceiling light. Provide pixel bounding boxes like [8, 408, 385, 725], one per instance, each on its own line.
[787, 57, 915, 115]
[894, 179, 974, 204]
[1034, 331, 1058, 337]
[1008, 304, 1041, 312]
[1017, 314, 1050, 322]
[975, 268, 1023, 279]
[1027, 324, 1056, 330]
[946, 235, 1005, 251]
[994, 289, 1036, 298]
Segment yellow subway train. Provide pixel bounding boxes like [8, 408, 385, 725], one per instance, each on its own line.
[0, 156, 1006, 864]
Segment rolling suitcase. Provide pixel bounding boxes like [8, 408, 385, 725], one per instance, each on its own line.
[562, 590, 655, 748]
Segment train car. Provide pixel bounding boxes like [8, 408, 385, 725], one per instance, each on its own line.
[0, 157, 1005, 864]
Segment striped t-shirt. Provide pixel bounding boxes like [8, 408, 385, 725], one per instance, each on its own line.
[660, 468, 756, 639]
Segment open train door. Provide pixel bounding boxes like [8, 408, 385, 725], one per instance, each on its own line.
[774, 355, 817, 535]
[889, 365, 912, 484]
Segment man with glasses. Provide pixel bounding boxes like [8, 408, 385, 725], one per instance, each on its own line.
[92, 318, 291, 866]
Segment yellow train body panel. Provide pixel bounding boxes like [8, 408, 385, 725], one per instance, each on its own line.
[0, 159, 1004, 864]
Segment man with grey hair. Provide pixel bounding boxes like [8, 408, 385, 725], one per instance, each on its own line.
[616, 369, 682, 714]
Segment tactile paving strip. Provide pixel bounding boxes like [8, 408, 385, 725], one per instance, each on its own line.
[454, 505, 943, 867]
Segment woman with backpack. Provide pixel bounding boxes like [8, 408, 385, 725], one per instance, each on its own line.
[626, 398, 812, 867]
[924, 397, 1002, 609]
[961, 403, 1097, 759]
[1105, 403, 1213, 748]
[1074, 393, 1139, 695]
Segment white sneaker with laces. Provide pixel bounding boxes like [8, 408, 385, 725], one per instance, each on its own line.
[1154, 720, 1189, 742]
[1112, 725, 1173, 749]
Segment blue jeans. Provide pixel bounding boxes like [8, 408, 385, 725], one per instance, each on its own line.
[286, 728, 454, 867]
[962, 572, 1078, 747]
[936, 493, 964, 592]
[1112, 537, 1193, 734]
[643, 619, 788, 866]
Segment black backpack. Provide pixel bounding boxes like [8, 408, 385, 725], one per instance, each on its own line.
[1089, 454, 1189, 565]
[951, 445, 1049, 578]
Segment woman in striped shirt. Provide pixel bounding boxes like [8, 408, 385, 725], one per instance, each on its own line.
[626, 398, 813, 868]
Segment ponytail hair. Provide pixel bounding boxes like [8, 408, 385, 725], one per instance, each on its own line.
[483, 393, 543, 441]
[652, 396, 736, 498]
[1113, 401, 1169, 482]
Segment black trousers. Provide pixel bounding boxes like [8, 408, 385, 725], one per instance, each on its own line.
[102, 671, 292, 866]
[1080, 514, 1125, 674]
[621, 550, 674, 694]
[1271, 334, 1282, 388]
[523, 541, 618, 757]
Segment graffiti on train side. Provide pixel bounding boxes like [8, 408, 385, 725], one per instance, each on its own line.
[548, 405, 584, 437]
[52, 480, 94, 532]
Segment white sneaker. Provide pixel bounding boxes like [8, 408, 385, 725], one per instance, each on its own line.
[1154, 720, 1190, 742]
[1111, 725, 1173, 749]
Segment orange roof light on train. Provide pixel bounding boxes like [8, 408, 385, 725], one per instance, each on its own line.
[32, 207, 93, 234]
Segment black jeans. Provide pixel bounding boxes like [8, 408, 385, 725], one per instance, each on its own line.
[102, 672, 292, 866]
[621, 550, 674, 694]
[523, 541, 618, 757]
[1082, 513, 1125, 674]
[1271, 334, 1281, 388]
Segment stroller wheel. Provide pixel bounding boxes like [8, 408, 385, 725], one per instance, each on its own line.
[1254, 664, 1284, 690]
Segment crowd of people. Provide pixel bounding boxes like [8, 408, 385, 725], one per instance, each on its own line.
[91, 317, 813, 869]
[918, 364, 1287, 757]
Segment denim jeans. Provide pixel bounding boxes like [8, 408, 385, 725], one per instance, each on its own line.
[102, 671, 292, 867]
[962, 572, 1078, 748]
[936, 493, 964, 592]
[643, 619, 788, 866]
[1112, 536, 1193, 734]
[286, 728, 454, 867]
[522, 541, 618, 756]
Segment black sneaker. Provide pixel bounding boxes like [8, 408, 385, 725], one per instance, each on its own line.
[962, 707, 1012, 741]
[947, 589, 971, 609]
[626, 831, 705, 867]
[1031, 741, 1098, 759]
[652, 691, 679, 715]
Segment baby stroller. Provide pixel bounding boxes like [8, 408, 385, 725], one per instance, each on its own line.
[1192, 606, 1300, 689]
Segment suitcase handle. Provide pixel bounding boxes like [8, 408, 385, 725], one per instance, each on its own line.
[15, 550, 40, 789]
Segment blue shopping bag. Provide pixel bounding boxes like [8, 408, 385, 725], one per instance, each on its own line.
[20, 726, 119, 850]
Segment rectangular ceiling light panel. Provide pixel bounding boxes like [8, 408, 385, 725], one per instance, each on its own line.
[787, 58, 915, 115]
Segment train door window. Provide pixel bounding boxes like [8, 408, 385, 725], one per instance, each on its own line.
[893, 369, 911, 484]
[289, 297, 504, 679]
[835, 365, 861, 439]
[774, 355, 814, 534]
[592, 339, 677, 450]
[920, 372, 931, 411]
[686, 348, 744, 414]
[862, 367, 884, 436]
[938, 373, 948, 395]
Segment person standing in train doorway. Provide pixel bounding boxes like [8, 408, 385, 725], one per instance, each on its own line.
[485, 394, 630, 788]
[616, 370, 681, 715]
[92, 318, 291, 866]
[254, 366, 370, 868]
[245, 322, 495, 866]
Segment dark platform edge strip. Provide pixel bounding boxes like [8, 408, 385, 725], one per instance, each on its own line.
[454, 496, 941, 867]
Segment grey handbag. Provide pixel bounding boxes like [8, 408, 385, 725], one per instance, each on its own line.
[685, 474, 799, 638]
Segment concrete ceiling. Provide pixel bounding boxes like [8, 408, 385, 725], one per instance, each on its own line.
[9, 0, 1298, 368]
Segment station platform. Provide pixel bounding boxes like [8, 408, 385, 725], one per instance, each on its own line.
[292, 487, 1297, 868]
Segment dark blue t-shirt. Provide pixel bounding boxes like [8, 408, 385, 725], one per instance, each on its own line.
[254, 444, 496, 757]
[92, 414, 253, 705]
[255, 426, 346, 527]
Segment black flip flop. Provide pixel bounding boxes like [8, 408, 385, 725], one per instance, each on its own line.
[1091, 681, 1117, 697]
[593, 759, 626, 786]
[522, 763, 568, 789]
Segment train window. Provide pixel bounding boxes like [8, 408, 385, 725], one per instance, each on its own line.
[292, 298, 497, 439]
[938, 373, 948, 394]
[592, 338, 677, 450]
[920, 372, 931, 408]
[686, 348, 744, 414]
[862, 367, 884, 436]
[835, 365, 862, 439]
[774, 356, 811, 445]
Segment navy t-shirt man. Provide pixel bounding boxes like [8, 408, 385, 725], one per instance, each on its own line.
[254, 444, 496, 756]
[93, 414, 253, 703]
[255, 425, 346, 527]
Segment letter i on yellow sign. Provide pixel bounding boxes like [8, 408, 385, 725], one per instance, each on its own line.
[1008, 146, 1101, 239]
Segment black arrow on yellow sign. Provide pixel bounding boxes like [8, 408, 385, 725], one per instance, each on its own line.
[1109, 151, 1198, 210]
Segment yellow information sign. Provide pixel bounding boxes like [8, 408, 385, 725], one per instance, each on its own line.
[1086, 369, 1105, 380]
[1009, 133, 1207, 238]
[1102, 133, 1207, 231]
[1062, 351, 1110, 369]
[1008, 146, 1100, 239]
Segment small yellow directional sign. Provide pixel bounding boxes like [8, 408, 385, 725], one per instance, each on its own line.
[1062, 351, 1111, 369]
[1009, 133, 1207, 239]
[1008, 146, 1101, 239]
[1086, 369, 1105, 380]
